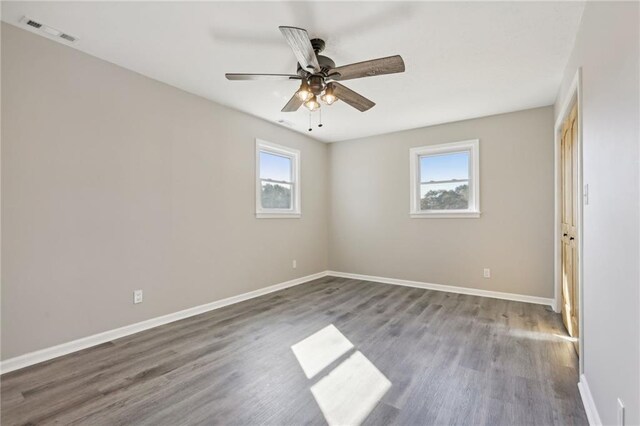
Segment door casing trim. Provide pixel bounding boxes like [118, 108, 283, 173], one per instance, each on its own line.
[553, 67, 584, 374]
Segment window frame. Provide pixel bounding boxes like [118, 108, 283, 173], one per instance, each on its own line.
[409, 139, 480, 218]
[255, 139, 301, 219]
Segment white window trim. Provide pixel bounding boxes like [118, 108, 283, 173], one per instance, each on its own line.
[256, 139, 301, 219]
[409, 139, 480, 219]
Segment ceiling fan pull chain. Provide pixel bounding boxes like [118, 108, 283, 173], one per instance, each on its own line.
[308, 112, 313, 132]
[318, 109, 323, 128]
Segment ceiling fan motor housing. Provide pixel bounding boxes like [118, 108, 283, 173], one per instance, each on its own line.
[295, 40, 336, 96]
[308, 75, 326, 95]
[296, 55, 335, 77]
[317, 55, 336, 74]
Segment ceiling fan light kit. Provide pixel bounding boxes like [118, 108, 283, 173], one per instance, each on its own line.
[304, 95, 320, 111]
[296, 79, 313, 102]
[320, 84, 337, 105]
[225, 26, 406, 127]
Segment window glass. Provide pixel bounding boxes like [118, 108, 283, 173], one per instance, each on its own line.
[256, 140, 300, 217]
[260, 151, 292, 182]
[261, 181, 292, 209]
[419, 151, 470, 211]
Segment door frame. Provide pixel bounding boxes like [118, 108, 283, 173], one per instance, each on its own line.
[553, 68, 584, 373]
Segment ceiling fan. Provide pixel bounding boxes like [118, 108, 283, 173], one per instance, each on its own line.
[225, 26, 405, 115]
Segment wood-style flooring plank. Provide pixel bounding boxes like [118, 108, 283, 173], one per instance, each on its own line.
[1, 277, 588, 425]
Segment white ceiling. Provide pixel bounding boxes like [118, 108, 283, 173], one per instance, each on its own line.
[1, 1, 585, 142]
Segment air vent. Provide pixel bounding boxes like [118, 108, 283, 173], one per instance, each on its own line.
[19, 16, 78, 44]
[26, 19, 42, 29]
[277, 119, 294, 127]
[59, 33, 76, 43]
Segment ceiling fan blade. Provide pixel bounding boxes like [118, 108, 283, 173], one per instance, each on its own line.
[225, 73, 301, 81]
[281, 92, 304, 112]
[279, 26, 321, 73]
[332, 55, 405, 81]
[331, 82, 375, 112]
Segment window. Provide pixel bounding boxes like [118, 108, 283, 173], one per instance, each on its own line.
[256, 139, 300, 218]
[409, 139, 480, 218]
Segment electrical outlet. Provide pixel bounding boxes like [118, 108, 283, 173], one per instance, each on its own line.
[617, 398, 625, 425]
[292, 260, 297, 269]
[483, 268, 491, 278]
[133, 290, 143, 304]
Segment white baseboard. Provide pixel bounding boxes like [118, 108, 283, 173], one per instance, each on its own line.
[1, 269, 555, 374]
[327, 271, 555, 307]
[0, 271, 328, 375]
[578, 374, 602, 426]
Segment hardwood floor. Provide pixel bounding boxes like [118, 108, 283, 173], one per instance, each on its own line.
[1, 276, 588, 425]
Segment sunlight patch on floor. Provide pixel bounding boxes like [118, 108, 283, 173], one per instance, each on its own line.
[508, 328, 576, 342]
[553, 333, 578, 342]
[310, 351, 392, 426]
[291, 324, 354, 379]
[291, 324, 392, 425]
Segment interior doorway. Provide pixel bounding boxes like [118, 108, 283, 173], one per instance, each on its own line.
[554, 69, 583, 362]
[560, 102, 579, 352]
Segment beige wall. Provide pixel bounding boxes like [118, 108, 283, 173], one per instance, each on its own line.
[555, 2, 640, 424]
[1, 24, 329, 360]
[328, 106, 555, 298]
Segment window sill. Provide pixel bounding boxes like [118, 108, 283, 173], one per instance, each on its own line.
[410, 211, 481, 219]
[256, 212, 301, 219]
